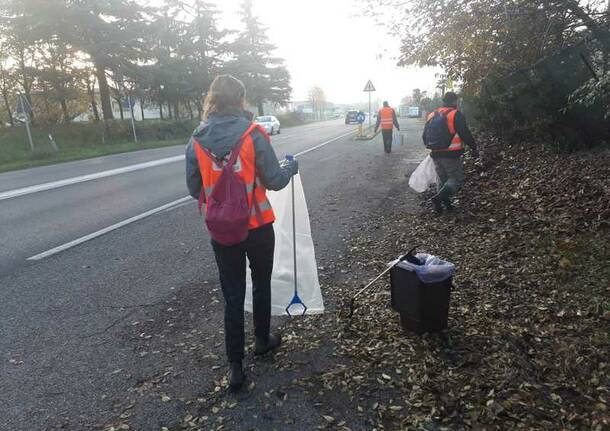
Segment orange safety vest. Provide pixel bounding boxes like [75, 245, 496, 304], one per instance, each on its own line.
[193, 124, 275, 230]
[379, 106, 395, 130]
[427, 107, 464, 152]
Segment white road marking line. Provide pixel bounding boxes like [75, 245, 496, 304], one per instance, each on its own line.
[0, 155, 184, 202]
[27, 196, 192, 261]
[294, 129, 357, 157]
[26, 129, 357, 261]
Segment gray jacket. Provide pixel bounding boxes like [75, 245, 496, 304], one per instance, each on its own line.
[185, 110, 293, 199]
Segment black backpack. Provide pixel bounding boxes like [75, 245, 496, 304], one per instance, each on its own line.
[423, 109, 455, 150]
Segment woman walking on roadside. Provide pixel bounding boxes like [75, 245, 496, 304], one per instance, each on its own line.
[185, 75, 298, 391]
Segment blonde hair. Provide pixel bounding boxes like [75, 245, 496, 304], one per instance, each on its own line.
[202, 75, 246, 120]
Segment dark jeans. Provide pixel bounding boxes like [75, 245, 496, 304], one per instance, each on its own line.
[433, 157, 464, 200]
[211, 223, 275, 362]
[381, 129, 393, 153]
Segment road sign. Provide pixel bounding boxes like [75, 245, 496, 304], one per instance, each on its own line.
[363, 80, 376, 92]
[363, 80, 376, 129]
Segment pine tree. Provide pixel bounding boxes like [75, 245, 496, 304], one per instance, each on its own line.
[62, 0, 149, 120]
[184, 0, 231, 117]
[229, 0, 291, 115]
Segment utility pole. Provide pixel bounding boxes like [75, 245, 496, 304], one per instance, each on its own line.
[368, 92, 371, 129]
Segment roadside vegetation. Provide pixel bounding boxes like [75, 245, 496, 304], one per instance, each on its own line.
[0, 112, 311, 173]
[369, 0, 610, 150]
[0, 0, 299, 172]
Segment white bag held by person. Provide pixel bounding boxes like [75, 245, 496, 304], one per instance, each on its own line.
[246, 173, 324, 316]
[408, 155, 439, 193]
[392, 132, 401, 147]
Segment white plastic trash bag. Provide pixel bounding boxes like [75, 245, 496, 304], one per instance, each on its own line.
[392, 132, 401, 147]
[408, 155, 439, 193]
[246, 173, 324, 316]
[395, 253, 455, 283]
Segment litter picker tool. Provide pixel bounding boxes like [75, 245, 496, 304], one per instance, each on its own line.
[347, 246, 419, 319]
[285, 155, 307, 316]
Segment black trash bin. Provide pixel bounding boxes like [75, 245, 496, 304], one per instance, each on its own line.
[390, 258, 453, 334]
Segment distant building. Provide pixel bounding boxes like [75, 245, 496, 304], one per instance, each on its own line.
[73, 91, 172, 122]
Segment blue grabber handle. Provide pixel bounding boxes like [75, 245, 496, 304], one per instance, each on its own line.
[284, 155, 307, 317]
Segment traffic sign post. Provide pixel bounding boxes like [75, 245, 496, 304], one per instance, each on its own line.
[116, 68, 138, 143]
[17, 95, 35, 153]
[363, 80, 376, 129]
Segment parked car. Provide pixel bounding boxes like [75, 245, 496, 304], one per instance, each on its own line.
[345, 110, 360, 125]
[255, 115, 281, 135]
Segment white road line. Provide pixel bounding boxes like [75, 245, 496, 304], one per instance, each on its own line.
[27, 196, 192, 261]
[294, 129, 357, 157]
[0, 155, 184, 202]
[26, 129, 357, 261]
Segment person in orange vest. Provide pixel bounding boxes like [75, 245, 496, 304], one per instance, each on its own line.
[374, 101, 400, 153]
[185, 75, 298, 391]
[426, 92, 478, 214]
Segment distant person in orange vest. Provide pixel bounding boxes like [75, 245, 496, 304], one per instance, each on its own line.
[185, 75, 298, 391]
[423, 91, 478, 214]
[374, 101, 400, 153]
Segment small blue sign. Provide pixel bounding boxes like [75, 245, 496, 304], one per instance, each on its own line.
[356, 112, 365, 124]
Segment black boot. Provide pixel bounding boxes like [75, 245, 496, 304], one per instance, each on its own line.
[431, 195, 443, 215]
[442, 197, 454, 212]
[254, 333, 282, 356]
[228, 361, 245, 392]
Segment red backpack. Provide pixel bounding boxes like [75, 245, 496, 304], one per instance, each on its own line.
[196, 126, 262, 246]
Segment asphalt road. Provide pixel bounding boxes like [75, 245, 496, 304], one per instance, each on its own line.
[0, 119, 354, 276]
[1, 117, 427, 430]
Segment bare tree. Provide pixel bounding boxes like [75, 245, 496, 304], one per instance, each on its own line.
[308, 86, 327, 120]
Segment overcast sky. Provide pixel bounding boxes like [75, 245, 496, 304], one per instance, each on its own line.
[212, 0, 439, 106]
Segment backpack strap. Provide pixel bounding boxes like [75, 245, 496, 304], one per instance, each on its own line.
[197, 122, 259, 168]
[196, 123, 264, 219]
[226, 123, 258, 167]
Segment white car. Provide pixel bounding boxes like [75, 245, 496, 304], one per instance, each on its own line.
[255, 115, 281, 135]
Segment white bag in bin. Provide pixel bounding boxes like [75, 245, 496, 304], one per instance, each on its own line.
[394, 253, 455, 284]
[246, 173, 324, 316]
[408, 155, 440, 193]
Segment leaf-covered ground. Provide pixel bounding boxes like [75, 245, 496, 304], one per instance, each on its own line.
[105, 138, 609, 431]
[297, 139, 610, 430]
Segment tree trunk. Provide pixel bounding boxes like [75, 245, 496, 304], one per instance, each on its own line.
[140, 98, 145, 120]
[195, 99, 203, 120]
[173, 101, 180, 120]
[88, 76, 100, 122]
[186, 100, 194, 120]
[91, 94, 100, 121]
[115, 97, 124, 120]
[60, 98, 70, 123]
[42, 84, 52, 120]
[94, 60, 114, 120]
[2, 90, 14, 127]
[168, 100, 173, 119]
[257, 100, 264, 116]
[159, 101, 164, 120]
